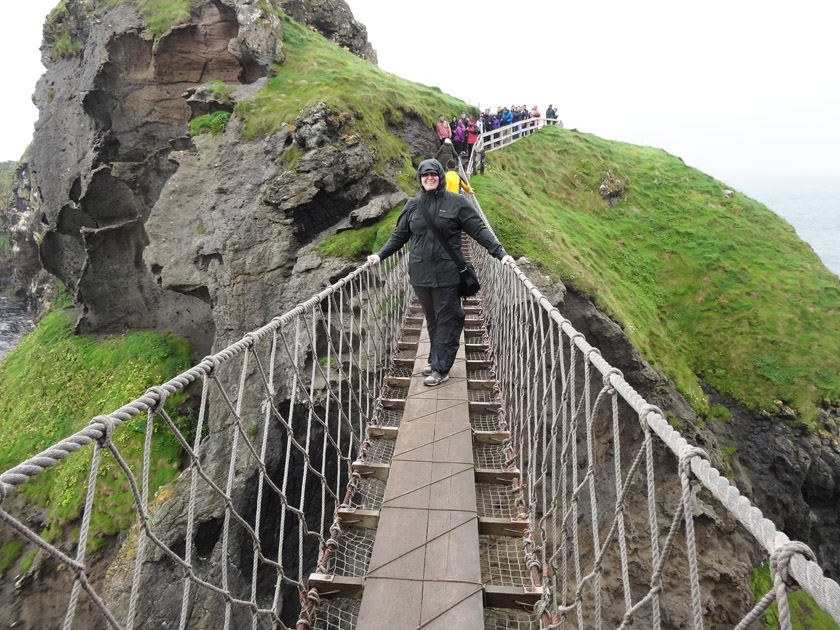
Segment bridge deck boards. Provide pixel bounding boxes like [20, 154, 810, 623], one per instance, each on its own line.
[356, 322, 483, 629]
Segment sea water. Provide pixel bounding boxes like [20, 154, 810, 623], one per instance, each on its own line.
[734, 176, 840, 278]
[0, 296, 34, 363]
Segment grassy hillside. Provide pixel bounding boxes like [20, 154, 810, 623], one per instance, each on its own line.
[0, 161, 19, 273]
[275, 8, 840, 427]
[323, 122, 839, 425]
[0, 298, 194, 553]
[466, 127, 839, 424]
[235, 10, 476, 193]
[0, 161, 16, 233]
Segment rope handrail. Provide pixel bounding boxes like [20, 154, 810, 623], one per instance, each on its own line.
[463, 183, 840, 628]
[0, 250, 412, 629]
[1, 131, 837, 629]
[0, 263, 371, 497]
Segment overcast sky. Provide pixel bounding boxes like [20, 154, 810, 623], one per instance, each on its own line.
[2, 0, 838, 192]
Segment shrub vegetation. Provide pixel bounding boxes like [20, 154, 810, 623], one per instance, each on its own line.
[189, 110, 232, 136]
[235, 10, 475, 193]
[468, 128, 839, 424]
[0, 302, 194, 551]
[750, 563, 840, 629]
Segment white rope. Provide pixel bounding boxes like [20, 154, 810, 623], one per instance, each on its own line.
[0, 252, 409, 629]
[466, 189, 840, 627]
[2, 163, 838, 628]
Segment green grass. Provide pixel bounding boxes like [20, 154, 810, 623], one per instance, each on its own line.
[319, 205, 404, 259]
[0, 540, 24, 575]
[19, 548, 37, 574]
[45, 0, 195, 58]
[710, 403, 732, 422]
[235, 11, 476, 194]
[467, 127, 839, 424]
[135, 0, 192, 37]
[750, 562, 840, 629]
[1, 160, 19, 239]
[204, 79, 237, 104]
[0, 161, 15, 215]
[44, 0, 84, 59]
[189, 111, 232, 136]
[0, 306, 195, 551]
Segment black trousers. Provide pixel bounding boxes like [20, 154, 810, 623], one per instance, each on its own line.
[413, 284, 464, 375]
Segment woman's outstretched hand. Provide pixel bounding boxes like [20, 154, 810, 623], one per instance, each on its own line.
[367, 254, 381, 265]
[501, 255, 514, 266]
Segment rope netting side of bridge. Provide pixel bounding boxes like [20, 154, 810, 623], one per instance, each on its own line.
[1, 136, 839, 630]
[466, 188, 840, 629]
[0, 249, 410, 629]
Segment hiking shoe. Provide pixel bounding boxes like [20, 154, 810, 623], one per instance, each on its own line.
[421, 364, 433, 376]
[424, 370, 449, 386]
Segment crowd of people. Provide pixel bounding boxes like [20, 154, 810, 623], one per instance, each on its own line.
[434, 104, 559, 157]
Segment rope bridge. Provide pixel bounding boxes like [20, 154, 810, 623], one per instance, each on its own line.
[1, 149, 839, 629]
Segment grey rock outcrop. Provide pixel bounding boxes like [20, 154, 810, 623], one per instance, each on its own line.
[12, 2, 391, 623]
[31, 0, 286, 352]
[599, 169, 623, 207]
[0, 159, 57, 313]
[705, 393, 840, 578]
[145, 99, 404, 343]
[386, 109, 439, 167]
[280, 0, 378, 63]
[349, 189, 409, 227]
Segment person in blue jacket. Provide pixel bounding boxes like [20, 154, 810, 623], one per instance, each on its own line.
[367, 159, 513, 385]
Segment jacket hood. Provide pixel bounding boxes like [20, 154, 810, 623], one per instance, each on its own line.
[417, 158, 446, 193]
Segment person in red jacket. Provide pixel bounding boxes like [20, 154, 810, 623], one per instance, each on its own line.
[528, 105, 541, 135]
[466, 118, 479, 157]
[435, 114, 452, 146]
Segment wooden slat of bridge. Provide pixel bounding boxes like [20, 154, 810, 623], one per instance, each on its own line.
[356, 324, 483, 629]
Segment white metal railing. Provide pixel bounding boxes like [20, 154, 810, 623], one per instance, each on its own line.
[466, 116, 562, 175]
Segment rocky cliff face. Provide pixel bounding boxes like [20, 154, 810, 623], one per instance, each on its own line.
[562, 287, 840, 582]
[30, 0, 381, 354]
[707, 393, 840, 579]
[280, 0, 377, 63]
[3, 0, 837, 626]
[4, 2, 395, 625]
[0, 159, 57, 312]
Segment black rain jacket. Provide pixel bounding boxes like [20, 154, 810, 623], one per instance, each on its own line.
[375, 159, 507, 287]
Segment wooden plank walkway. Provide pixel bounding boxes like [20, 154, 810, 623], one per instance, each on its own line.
[356, 322, 483, 629]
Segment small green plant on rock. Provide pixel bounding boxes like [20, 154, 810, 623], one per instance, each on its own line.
[750, 562, 840, 629]
[206, 80, 236, 104]
[45, 0, 85, 59]
[710, 403, 732, 421]
[19, 548, 38, 574]
[189, 111, 232, 136]
[0, 540, 24, 575]
[136, 0, 193, 37]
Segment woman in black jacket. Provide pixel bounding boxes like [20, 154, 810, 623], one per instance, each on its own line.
[368, 159, 512, 385]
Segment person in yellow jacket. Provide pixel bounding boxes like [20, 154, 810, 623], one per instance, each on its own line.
[444, 159, 473, 195]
